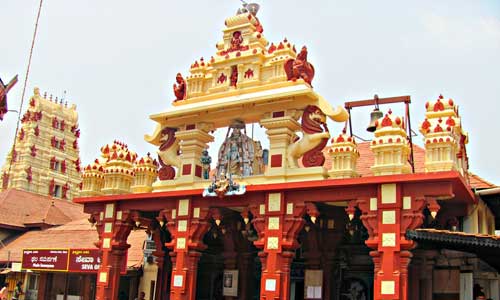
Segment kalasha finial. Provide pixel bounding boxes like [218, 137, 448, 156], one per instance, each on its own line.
[237, 1, 260, 16]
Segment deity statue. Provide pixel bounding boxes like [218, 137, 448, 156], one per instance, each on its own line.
[229, 31, 243, 52]
[0, 75, 18, 121]
[200, 149, 212, 180]
[284, 46, 315, 86]
[230, 66, 238, 87]
[215, 121, 265, 178]
[173, 73, 186, 101]
[226, 131, 243, 176]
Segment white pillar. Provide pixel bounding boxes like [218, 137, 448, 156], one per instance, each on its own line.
[460, 272, 473, 300]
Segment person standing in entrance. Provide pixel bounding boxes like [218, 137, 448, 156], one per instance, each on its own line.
[11, 281, 22, 300]
[0, 283, 8, 300]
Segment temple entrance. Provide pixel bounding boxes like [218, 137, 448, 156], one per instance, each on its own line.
[291, 203, 373, 300]
[196, 207, 260, 300]
[290, 259, 305, 300]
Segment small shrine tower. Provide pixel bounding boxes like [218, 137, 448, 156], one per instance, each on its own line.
[1, 88, 82, 200]
[81, 140, 158, 196]
[370, 109, 411, 175]
[420, 94, 469, 176]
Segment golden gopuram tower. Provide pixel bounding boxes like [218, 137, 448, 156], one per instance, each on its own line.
[1, 88, 82, 200]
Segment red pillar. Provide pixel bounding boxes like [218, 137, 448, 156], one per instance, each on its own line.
[164, 199, 211, 300]
[353, 185, 431, 300]
[249, 192, 305, 300]
[93, 205, 134, 300]
[152, 222, 170, 300]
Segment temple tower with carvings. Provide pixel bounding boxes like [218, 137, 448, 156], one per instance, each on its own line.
[1, 88, 82, 200]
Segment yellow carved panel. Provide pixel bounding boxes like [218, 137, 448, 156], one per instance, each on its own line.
[268, 217, 280, 230]
[104, 222, 113, 233]
[382, 211, 396, 225]
[403, 196, 411, 210]
[381, 281, 395, 295]
[177, 238, 186, 249]
[178, 199, 189, 216]
[259, 204, 265, 215]
[178, 220, 187, 232]
[381, 184, 397, 204]
[99, 272, 108, 283]
[105, 204, 114, 218]
[193, 207, 200, 218]
[370, 198, 378, 211]
[381, 233, 396, 247]
[286, 202, 293, 215]
[268, 193, 281, 212]
[102, 238, 110, 249]
[267, 237, 279, 250]
[173, 275, 184, 287]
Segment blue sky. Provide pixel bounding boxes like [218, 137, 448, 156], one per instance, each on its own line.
[1, 0, 500, 184]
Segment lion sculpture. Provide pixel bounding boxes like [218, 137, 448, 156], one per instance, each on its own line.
[158, 127, 181, 180]
[287, 105, 330, 168]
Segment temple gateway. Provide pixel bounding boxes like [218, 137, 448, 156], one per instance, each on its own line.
[70, 3, 500, 300]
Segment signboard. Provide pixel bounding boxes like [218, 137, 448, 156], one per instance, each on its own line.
[68, 249, 101, 273]
[22, 249, 69, 271]
[22, 248, 127, 274]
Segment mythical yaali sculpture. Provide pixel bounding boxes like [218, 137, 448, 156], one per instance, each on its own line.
[157, 127, 181, 180]
[287, 105, 330, 168]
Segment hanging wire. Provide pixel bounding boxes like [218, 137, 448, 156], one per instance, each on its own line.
[5, 0, 44, 185]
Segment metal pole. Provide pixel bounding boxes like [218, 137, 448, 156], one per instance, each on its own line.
[406, 101, 415, 173]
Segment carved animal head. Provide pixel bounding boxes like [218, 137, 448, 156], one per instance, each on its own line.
[159, 127, 178, 151]
[302, 105, 326, 134]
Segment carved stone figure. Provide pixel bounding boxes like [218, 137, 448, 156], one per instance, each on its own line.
[284, 46, 315, 86]
[229, 31, 243, 52]
[230, 66, 238, 87]
[173, 73, 186, 101]
[157, 127, 181, 180]
[200, 149, 212, 180]
[287, 105, 330, 168]
[216, 121, 264, 178]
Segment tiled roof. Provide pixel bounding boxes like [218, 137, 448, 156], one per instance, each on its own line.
[409, 228, 500, 242]
[406, 228, 500, 272]
[321, 142, 494, 189]
[0, 189, 87, 229]
[469, 173, 497, 189]
[0, 218, 147, 268]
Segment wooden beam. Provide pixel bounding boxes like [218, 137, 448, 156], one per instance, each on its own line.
[345, 95, 411, 109]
